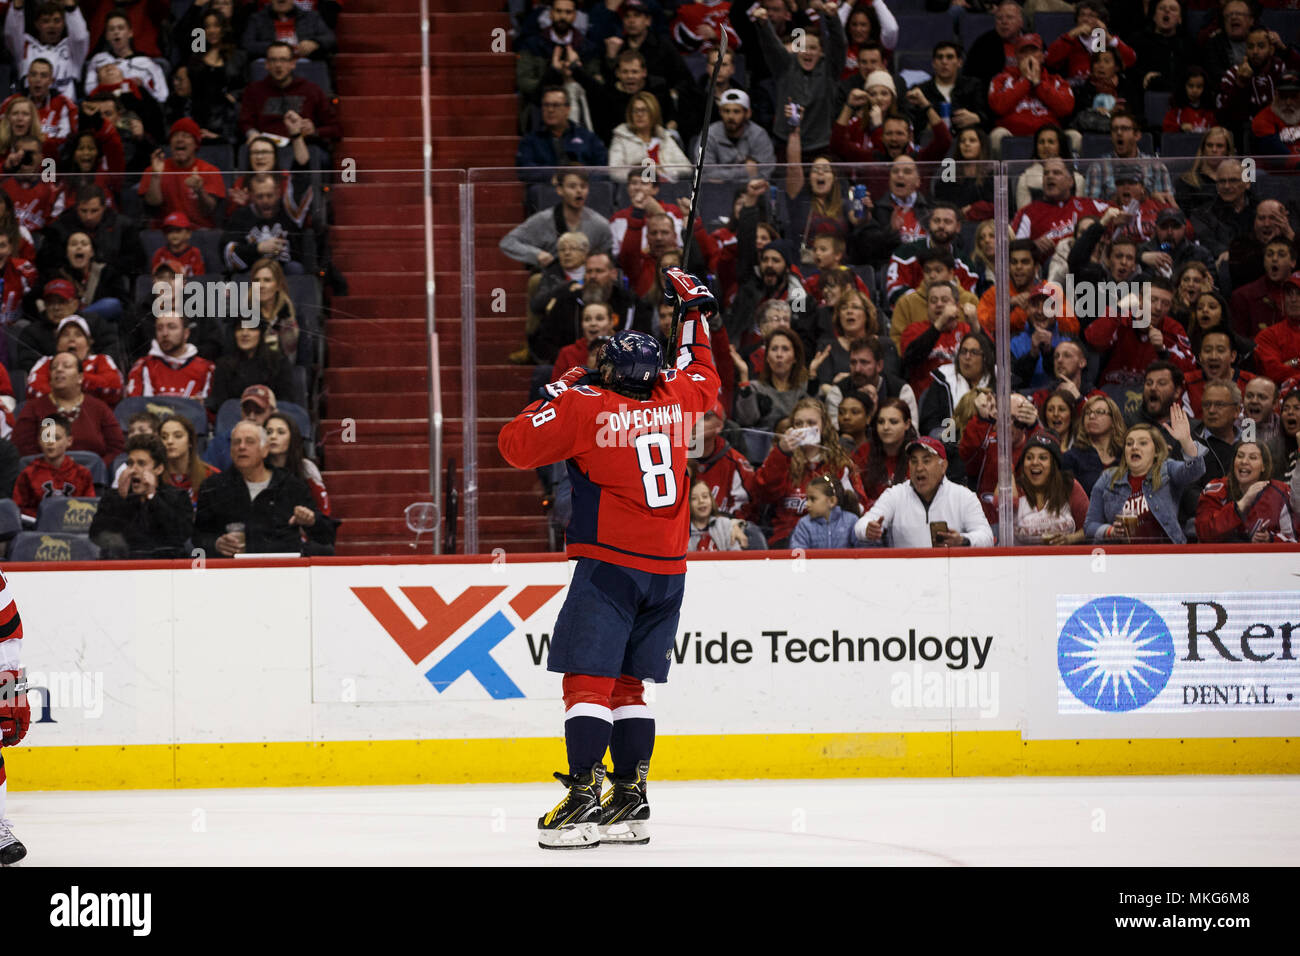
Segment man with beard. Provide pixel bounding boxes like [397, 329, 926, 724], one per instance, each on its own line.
[1231, 236, 1296, 339]
[1219, 31, 1300, 140]
[1253, 272, 1300, 385]
[1030, 339, 1090, 412]
[517, 0, 584, 125]
[1137, 209, 1216, 279]
[529, 252, 639, 364]
[677, 44, 749, 147]
[849, 336, 916, 428]
[885, 203, 975, 309]
[726, 240, 806, 347]
[1251, 71, 1300, 171]
[699, 89, 775, 183]
[1182, 329, 1252, 417]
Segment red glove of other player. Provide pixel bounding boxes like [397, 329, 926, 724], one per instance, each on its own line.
[0, 670, 29, 747]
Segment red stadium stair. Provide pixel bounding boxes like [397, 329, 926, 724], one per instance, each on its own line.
[324, 0, 546, 554]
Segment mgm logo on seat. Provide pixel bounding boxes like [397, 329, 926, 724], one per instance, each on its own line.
[35, 535, 73, 561]
[61, 499, 98, 532]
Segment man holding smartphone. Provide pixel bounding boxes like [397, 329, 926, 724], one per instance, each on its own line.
[854, 436, 995, 547]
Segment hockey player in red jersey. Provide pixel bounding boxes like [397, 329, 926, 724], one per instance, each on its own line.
[498, 267, 720, 849]
[0, 569, 29, 865]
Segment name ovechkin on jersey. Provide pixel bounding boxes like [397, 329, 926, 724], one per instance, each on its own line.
[595, 401, 696, 449]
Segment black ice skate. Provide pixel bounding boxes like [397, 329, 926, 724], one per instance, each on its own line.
[599, 760, 650, 845]
[0, 819, 26, 866]
[538, 765, 605, 850]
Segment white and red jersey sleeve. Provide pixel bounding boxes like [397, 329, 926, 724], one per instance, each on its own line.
[0, 569, 23, 672]
[671, 2, 740, 53]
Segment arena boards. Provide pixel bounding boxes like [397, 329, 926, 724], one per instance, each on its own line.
[6, 548, 1298, 789]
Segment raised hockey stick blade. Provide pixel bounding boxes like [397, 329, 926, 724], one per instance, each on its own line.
[663, 29, 728, 370]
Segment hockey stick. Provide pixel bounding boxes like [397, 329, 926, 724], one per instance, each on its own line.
[663, 29, 728, 369]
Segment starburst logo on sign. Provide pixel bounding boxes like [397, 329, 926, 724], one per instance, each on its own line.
[1058, 596, 1175, 712]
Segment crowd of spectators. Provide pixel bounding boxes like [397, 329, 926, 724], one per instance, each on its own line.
[0, 0, 341, 560]
[506, 0, 1300, 550]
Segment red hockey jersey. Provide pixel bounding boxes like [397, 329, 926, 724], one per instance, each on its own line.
[27, 352, 123, 406]
[126, 343, 214, 400]
[2, 177, 65, 232]
[499, 313, 720, 574]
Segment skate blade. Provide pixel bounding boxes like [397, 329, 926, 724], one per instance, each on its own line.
[538, 822, 600, 850]
[598, 821, 649, 845]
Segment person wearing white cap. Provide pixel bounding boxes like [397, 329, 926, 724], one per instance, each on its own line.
[699, 88, 776, 182]
[24, 314, 123, 406]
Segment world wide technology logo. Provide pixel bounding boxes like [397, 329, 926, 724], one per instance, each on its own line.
[1056, 592, 1300, 714]
[352, 584, 563, 699]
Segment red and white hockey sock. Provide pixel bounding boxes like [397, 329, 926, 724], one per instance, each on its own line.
[561, 674, 615, 778]
[609, 674, 654, 779]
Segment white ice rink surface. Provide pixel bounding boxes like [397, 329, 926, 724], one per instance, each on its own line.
[10, 776, 1299, 866]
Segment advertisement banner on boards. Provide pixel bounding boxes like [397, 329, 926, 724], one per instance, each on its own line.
[1025, 551, 1300, 740]
[309, 558, 1022, 737]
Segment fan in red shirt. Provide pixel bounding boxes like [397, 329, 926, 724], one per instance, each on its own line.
[901, 280, 971, 399]
[2, 134, 65, 231]
[126, 311, 215, 401]
[138, 119, 227, 229]
[1086, 278, 1195, 385]
[151, 211, 206, 276]
[1196, 440, 1297, 542]
[1044, 3, 1136, 85]
[1253, 272, 1300, 384]
[988, 34, 1074, 139]
[618, 208, 717, 298]
[754, 397, 865, 548]
[26, 315, 122, 407]
[12, 415, 96, 521]
[1011, 158, 1110, 257]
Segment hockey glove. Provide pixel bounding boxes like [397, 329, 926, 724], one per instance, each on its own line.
[0, 671, 29, 747]
[662, 266, 717, 317]
[542, 366, 592, 400]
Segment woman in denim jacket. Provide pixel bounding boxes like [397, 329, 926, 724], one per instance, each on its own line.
[1085, 405, 1206, 544]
